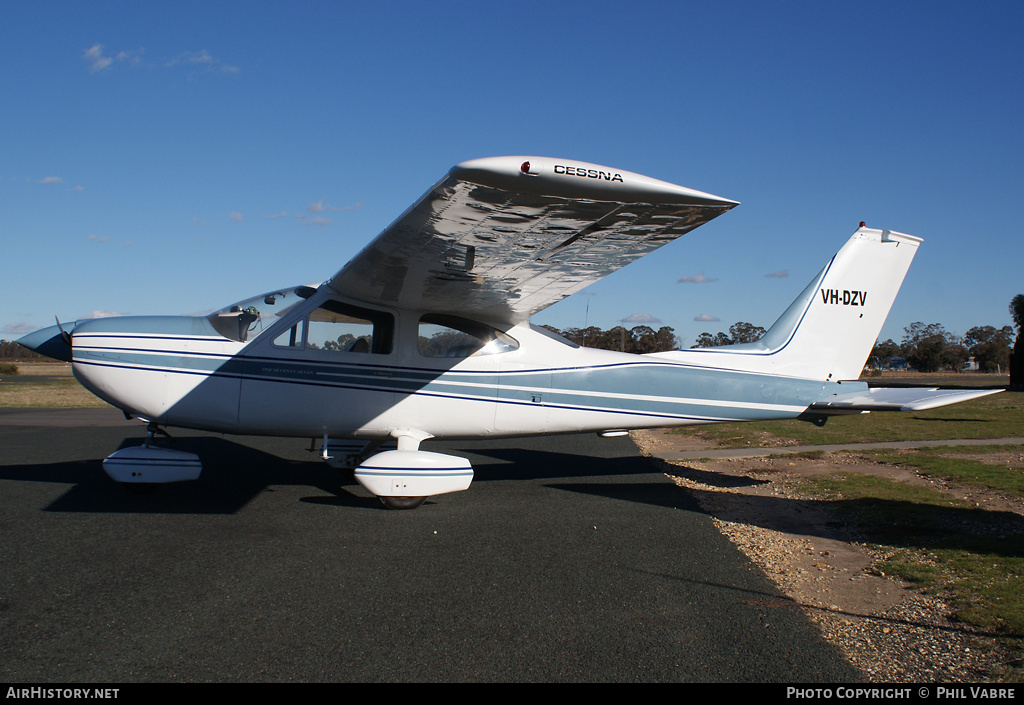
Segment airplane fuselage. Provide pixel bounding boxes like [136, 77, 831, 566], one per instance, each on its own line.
[66, 289, 852, 442]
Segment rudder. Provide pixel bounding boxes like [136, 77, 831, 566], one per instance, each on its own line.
[754, 226, 921, 381]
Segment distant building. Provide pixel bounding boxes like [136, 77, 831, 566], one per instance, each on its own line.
[882, 357, 909, 371]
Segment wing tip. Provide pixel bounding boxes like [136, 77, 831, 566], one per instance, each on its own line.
[453, 156, 739, 207]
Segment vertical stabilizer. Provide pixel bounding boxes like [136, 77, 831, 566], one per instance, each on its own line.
[753, 227, 921, 380]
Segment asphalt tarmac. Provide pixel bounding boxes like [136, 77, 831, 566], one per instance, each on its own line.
[0, 409, 858, 683]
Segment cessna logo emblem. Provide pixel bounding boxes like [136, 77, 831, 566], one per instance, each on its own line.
[820, 289, 867, 306]
[554, 164, 624, 182]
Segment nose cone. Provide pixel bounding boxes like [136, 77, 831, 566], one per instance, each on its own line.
[16, 323, 73, 362]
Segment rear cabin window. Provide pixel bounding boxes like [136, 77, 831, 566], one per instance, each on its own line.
[417, 314, 518, 358]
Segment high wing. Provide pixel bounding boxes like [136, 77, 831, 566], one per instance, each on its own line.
[327, 156, 738, 323]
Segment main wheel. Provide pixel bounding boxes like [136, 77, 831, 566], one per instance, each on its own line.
[379, 496, 426, 510]
[125, 482, 158, 495]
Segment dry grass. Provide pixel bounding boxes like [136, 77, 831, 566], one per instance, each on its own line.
[10, 362, 76, 377]
[0, 364, 111, 408]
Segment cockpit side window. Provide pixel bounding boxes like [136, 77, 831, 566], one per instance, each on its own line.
[306, 300, 394, 355]
[417, 314, 518, 357]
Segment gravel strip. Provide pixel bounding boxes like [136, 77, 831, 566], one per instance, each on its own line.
[709, 513, 998, 682]
[632, 429, 1012, 682]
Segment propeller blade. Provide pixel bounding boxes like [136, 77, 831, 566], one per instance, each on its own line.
[55, 316, 72, 346]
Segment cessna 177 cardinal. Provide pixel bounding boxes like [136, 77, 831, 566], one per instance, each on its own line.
[17, 156, 999, 509]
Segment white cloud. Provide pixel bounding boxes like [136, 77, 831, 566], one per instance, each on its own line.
[678, 273, 717, 284]
[2, 322, 37, 337]
[765, 270, 788, 278]
[84, 44, 234, 75]
[84, 310, 125, 319]
[83, 44, 142, 73]
[229, 212, 243, 222]
[84, 44, 113, 72]
[265, 211, 289, 219]
[39, 176, 63, 185]
[694, 313, 720, 322]
[87, 234, 132, 246]
[173, 50, 212, 66]
[308, 200, 362, 214]
[620, 313, 661, 324]
[182, 307, 218, 317]
[166, 50, 239, 75]
[298, 215, 333, 227]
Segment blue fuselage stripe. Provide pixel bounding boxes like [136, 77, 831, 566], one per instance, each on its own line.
[73, 340, 830, 423]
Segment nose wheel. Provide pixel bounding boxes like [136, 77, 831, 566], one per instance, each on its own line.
[102, 422, 202, 491]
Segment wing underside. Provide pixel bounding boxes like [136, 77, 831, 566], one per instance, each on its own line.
[327, 156, 737, 322]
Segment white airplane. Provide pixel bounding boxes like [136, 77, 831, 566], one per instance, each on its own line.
[18, 156, 1000, 509]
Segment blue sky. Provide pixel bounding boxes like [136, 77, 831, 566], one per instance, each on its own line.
[3, 1, 1021, 348]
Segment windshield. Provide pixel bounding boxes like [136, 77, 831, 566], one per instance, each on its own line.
[207, 285, 317, 342]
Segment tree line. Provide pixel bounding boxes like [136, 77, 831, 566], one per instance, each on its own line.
[545, 294, 1024, 386]
[870, 323, 1012, 372]
[688, 318, 1018, 375]
[540, 325, 681, 354]
[0, 340, 44, 361]
[691, 321, 766, 348]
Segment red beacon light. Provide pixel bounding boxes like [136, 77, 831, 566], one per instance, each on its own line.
[859, 221, 866, 227]
[520, 161, 531, 174]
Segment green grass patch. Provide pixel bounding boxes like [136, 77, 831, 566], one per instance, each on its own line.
[673, 391, 1024, 448]
[867, 446, 1024, 498]
[796, 471, 1024, 676]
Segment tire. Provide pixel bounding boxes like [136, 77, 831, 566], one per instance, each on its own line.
[379, 496, 426, 510]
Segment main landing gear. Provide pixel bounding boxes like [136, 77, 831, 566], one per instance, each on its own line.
[319, 429, 474, 510]
[379, 496, 427, 511]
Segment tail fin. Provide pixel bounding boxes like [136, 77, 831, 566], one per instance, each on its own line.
[749, 226, 921, 381]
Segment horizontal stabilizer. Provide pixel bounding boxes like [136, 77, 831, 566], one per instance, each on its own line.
[811, 387, 1002, 413]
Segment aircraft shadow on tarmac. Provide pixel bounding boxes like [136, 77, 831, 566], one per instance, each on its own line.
[9, 430, 1020, 561]
[649, 458, 1024, 560]
[2, 433, 694, 516]
[19, 436, 330, 515]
